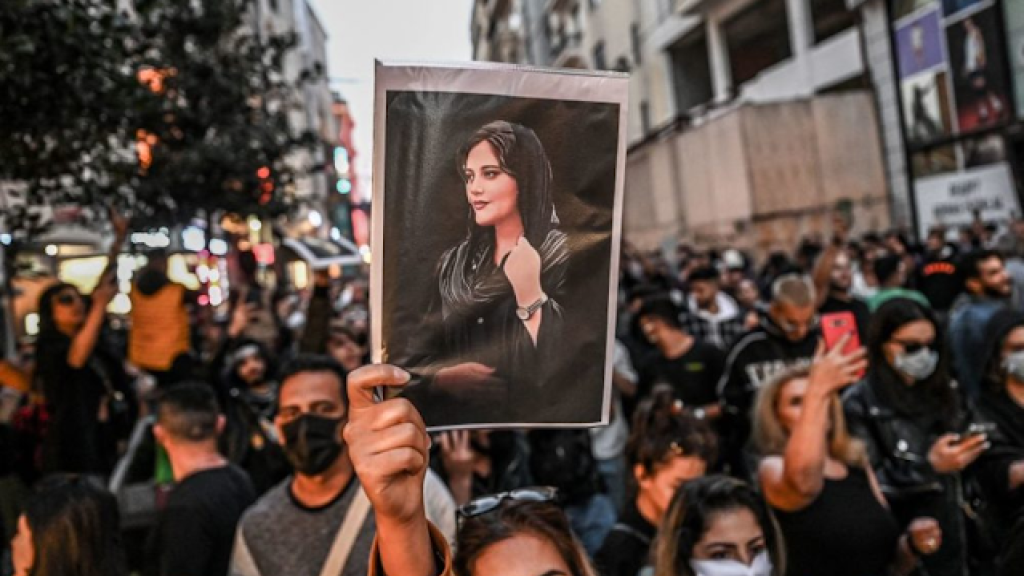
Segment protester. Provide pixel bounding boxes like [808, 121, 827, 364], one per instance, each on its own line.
[433, 430, 532, 507]
[12, 475, 129, 576]
[129, 248, 193, 387]
[753, 353, 942, 576]
[147, 382, 256, 576]
[867, 254, 930, 311]
[843, 298, 983, 576]
[718, 274, 819, 478]
[813, 221, 872, 340]
[681, 266, 745, 351]
[326, 323, 369, 373]
[949, 249, 1012, 399]
[915, 228, 962, 318]
[34, 277, 134, 475]
[230, 355, 456, 576]
[216, 335, 288, 495]
[636, 297, 724, 419]
[974, 311, 1024, 565]
[338, 364, 596, 576]
[594, 386, 716, 576]
[528, 429, 615, 555]
[651, 475, 776, 576]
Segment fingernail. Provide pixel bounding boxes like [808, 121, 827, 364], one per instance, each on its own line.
[984, 442, 992, 449]
[399, 370, 411, 383]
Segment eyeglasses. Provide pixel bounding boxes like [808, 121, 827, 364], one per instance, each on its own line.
[892, 340, 935, 354]
[457, 486, 559, 519]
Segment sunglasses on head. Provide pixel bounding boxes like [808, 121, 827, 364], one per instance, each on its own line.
[457, 486, 559, 519]
[893, 340, 935, 354]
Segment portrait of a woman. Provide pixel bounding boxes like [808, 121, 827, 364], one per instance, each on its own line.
[402, 120, 570, 426]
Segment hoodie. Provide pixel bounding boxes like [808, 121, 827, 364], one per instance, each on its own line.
[682, 292, 746, 350]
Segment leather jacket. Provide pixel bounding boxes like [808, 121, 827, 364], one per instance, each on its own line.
[842, 377, 968, 499]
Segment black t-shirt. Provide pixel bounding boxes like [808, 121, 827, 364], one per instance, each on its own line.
[638, 341, 725, 408]
[146, 464, 257, 576]
[819, 295, 872, 344]
[917, 256, 963, 312]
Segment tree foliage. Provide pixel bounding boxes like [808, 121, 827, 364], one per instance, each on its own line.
[0, 0, 318, 239]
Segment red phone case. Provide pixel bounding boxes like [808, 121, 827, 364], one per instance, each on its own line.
[821, 312, 861, 355]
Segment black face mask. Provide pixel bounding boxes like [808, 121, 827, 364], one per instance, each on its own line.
[281, 414, 345, 476]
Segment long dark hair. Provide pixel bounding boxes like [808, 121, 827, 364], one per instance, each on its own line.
[653, 475, 780, 576]
[866, 298, 957, 418]
[457, 120, 558, 250]
[23, 476, 129, 576]
[626, 386, 718, 488]
[36, 282, 78, 338]
[454, 501, 596, 576]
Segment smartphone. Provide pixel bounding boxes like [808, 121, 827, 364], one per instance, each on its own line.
[822, 312, 861, 356]
[958, 422, 997, 442]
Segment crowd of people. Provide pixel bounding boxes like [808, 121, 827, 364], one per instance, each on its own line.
[2, 212, 1024, 576]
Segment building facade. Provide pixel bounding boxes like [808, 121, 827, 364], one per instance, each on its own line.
[858, 0, 1024, 239]
[472, 0, 895, 253]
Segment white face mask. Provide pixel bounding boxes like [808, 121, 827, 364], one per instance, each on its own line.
[285, 311, 307, 330]
[690, 550, 772, 576]
[893, 347, 939, 381]
[1003, 350, 1024, 383]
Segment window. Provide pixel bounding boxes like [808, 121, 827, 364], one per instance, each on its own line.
[669, 31, 714, 112]
[593, 42, 607, 70]
[724, 0, 792, 86]
[631, 23, 643, 66]
[811, 0, 855, 45]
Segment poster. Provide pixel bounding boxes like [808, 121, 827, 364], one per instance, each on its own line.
[371, 62, 628, 430]
[896, 9, 947, 80]
[902, 70, 955, 144]
[1004, 0, 1024, 119]
[945, 6, 1012, 132]
[914, 162, 1020, 236]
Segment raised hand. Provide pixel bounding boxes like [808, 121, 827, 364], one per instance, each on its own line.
[91, 270, 118, 308]
[502, 236, 543, 306]
[344, 364, 430, 525]
[807, 335, 867, 396]
[344, 364, 434, 576]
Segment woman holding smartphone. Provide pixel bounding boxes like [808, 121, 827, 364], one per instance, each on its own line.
[754, 340, 940, 576]
[843, 298, 985, 576]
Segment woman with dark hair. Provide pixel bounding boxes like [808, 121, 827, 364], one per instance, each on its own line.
[652, 475, 776, 576]
[594, 385, 717, 576]
[402, 120, 569, 425]
[11, 475, 129, 576]
[973, 311, 1024, 573]
[754, 354, 940, 576]
[843, 298, 985, 576]
[343, 364, 596, 576]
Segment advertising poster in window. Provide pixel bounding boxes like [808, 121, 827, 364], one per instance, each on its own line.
[896, 8, 947, 80]
[913, 163, 1020, 234]
[371, 62, 628, 430]
[945, 6, 1012, 132]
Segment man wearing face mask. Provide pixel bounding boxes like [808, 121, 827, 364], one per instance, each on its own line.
[950, 249, 1012, 400]
[718, 275, 820, 479]
[230, 355, 456, 576]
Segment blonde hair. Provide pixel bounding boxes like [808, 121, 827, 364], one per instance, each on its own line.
[752, 366, 865, 466]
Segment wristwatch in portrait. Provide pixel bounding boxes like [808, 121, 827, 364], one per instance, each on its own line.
[516, 294, 549, 321]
